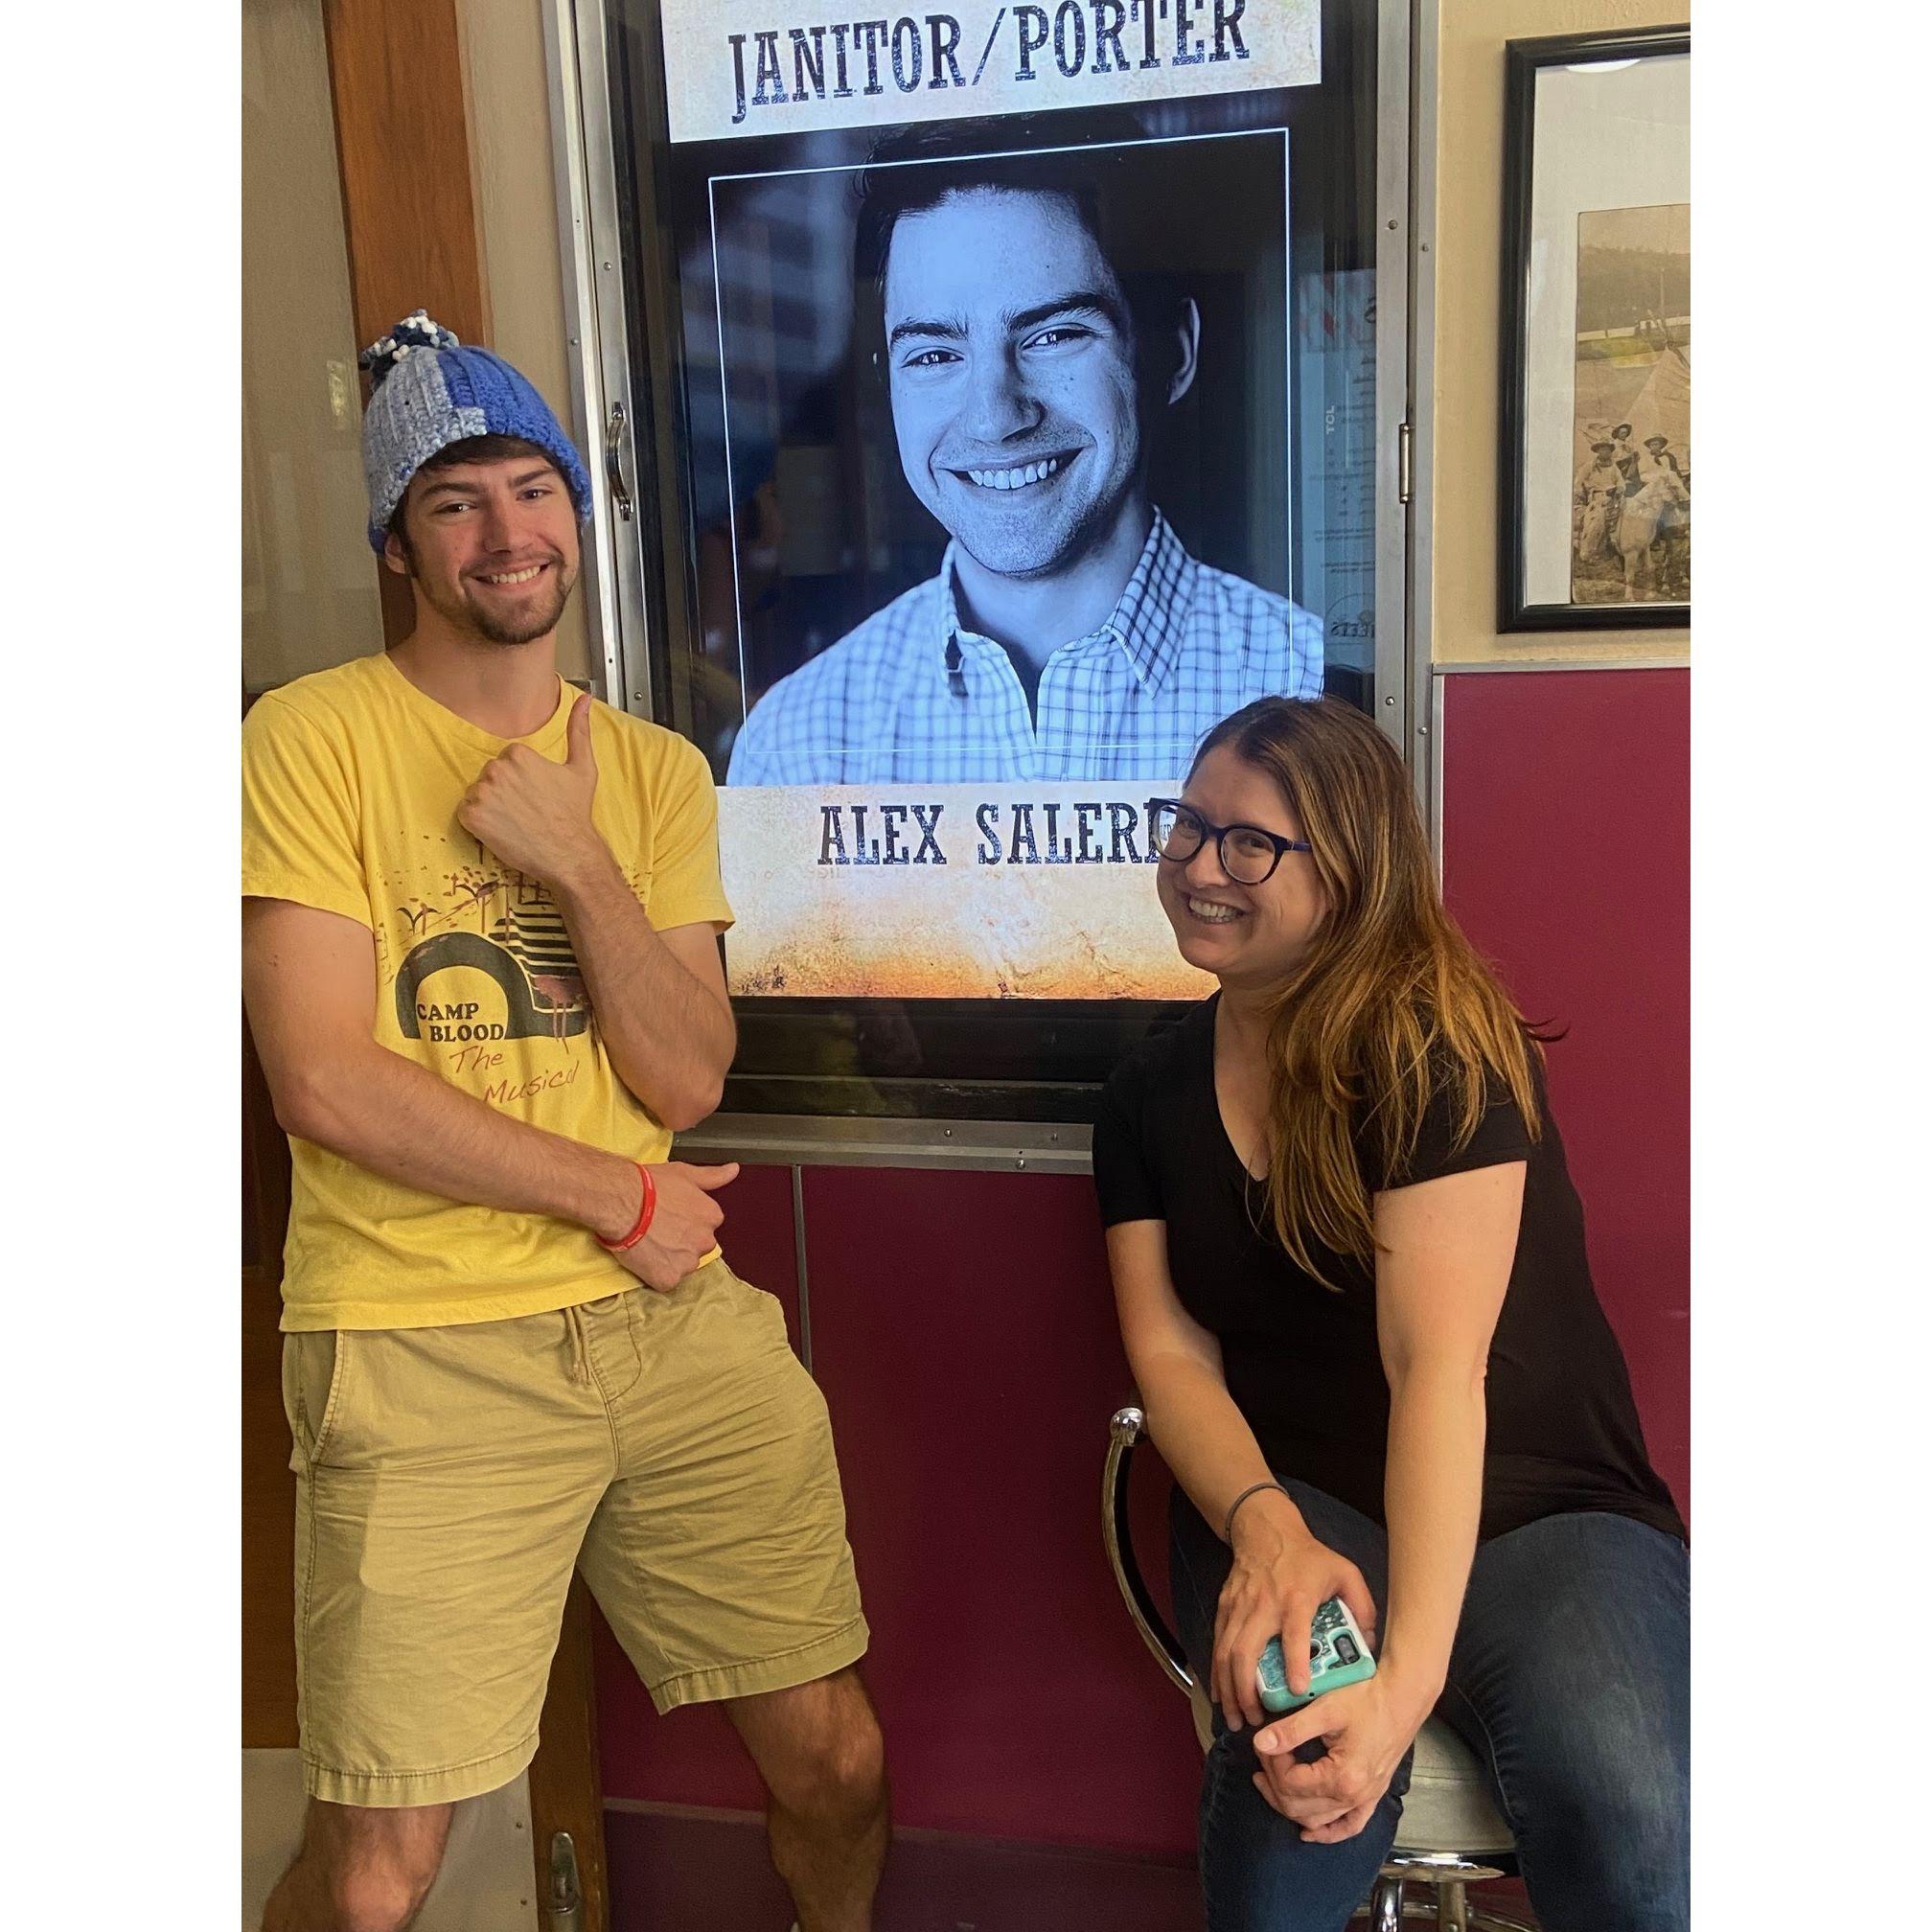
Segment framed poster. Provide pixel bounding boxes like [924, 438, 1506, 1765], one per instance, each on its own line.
[579, 0, 1395, 1125]
[1498, 27, 1690, 632]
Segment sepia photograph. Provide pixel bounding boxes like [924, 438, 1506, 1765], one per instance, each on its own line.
[1570, 202, 1690, 607]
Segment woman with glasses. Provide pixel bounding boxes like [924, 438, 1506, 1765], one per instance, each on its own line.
[1092, 698, 1686, 1932]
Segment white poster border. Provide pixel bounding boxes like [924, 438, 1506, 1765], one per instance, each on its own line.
[659, 0, 1320, 146]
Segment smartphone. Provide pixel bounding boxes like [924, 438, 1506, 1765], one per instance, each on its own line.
[1256, 1597, 1376, 1714]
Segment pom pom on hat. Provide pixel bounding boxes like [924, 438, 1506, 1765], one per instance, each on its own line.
[358, 310, 463, 391]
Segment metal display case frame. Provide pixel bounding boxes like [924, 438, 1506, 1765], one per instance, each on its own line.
[540, 0, 1426, 1169]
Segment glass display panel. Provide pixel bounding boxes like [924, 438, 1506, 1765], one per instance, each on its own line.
[602, 0, 1382, 1118]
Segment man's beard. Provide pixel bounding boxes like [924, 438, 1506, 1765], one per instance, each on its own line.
[417, 558, 576, 646]
[469, 581, 571, 646]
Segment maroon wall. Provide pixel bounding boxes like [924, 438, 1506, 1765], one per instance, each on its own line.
[595, 663, 1690, 1853]
[1438, 668, 1690, 1512]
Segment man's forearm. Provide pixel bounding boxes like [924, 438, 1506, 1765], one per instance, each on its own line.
[550, 845, 734, 1127]
[279, 1036, 643, 1241]
[1378, 1368, 1485, 1708]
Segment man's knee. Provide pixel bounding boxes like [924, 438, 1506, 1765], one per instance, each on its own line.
[268, 1803, 448, 1932]
[326, 1860, 442, 1932]
[792, 1704, 886, 1825]
[748, 1675, 887, 1825]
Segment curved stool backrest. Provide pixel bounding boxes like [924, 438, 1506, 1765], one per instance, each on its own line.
[1101, 1407, 1536, 1930]
[1103, 1407, 1214, 1750]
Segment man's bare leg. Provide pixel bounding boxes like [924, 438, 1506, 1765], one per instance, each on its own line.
[262, 1798, 452, 1932]
[725, 1666, 889, 1932]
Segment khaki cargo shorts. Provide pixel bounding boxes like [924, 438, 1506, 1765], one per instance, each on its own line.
[281, 1257, 868, 1808]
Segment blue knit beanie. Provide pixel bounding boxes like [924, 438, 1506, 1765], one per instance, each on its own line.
[357, 311, 594, 553]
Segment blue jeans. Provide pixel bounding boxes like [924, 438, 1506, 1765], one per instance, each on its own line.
[1170, 1483, 1689, 1932]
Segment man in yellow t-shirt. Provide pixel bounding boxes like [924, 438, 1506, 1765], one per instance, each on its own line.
[243, 314, 884, 1932]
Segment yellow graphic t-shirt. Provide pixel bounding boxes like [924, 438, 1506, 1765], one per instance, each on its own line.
[242, 653, 734, 1331]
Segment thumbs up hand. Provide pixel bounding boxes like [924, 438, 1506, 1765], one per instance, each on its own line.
[456, 692, 607, 886]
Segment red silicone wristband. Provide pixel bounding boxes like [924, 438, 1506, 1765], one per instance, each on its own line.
[598, 1163, 656, 1252]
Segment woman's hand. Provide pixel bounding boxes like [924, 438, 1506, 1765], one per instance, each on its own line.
[1211, 1492, 1379, 1731]
[1250, 1673, 1429, 1841]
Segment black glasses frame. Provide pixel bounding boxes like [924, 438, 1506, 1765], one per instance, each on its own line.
[1146, 798, 1313, 886]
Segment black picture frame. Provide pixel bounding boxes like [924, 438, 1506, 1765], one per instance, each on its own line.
[603, 0, 1387, 1127]
[1497, 26, 1690, 633]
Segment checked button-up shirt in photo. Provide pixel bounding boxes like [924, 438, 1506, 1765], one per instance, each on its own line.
[724, 511, 1325, 786]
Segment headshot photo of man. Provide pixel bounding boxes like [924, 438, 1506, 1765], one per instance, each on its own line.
[724, 131, 1324, 787]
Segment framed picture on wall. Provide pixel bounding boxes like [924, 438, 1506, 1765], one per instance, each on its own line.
[1498, 27, 1690, 632]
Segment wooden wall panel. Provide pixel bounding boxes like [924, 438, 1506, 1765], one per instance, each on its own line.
[530, 1577, 611, 1929]
[321, 0, 489, 349]
[242, 1261, 298, 1749]
[320, 0, 491, 648]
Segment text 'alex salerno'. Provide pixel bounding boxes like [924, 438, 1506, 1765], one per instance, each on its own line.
[729, 0, 1252, 126]
[817, 800, 1168, 866]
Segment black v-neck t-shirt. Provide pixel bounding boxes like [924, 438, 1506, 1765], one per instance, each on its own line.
[1092, 999, 1683, 1545]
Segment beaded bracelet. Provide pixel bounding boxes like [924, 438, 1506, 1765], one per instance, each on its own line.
[597, 1163, 657, 1253]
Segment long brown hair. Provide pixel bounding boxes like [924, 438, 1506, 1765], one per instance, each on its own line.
[1191, 698, 1543, 1283]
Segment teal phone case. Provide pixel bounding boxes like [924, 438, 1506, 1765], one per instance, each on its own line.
[1256, 1597, 1376, 1714]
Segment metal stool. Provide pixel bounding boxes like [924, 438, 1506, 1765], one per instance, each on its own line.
[1103, 1408, 1534, 1930]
